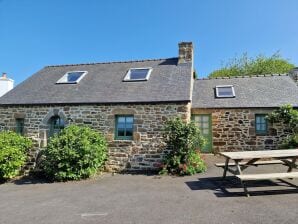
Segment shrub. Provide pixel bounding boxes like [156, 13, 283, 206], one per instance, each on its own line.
[41, 125, 107, 181]
[183, 151, 207, 175]
[279, 133, 298, 149]
[267, 104, 298, 133]
[267, 104, 298, 149]
[160, 117, 207, 175]
[0, 131, 32, 179]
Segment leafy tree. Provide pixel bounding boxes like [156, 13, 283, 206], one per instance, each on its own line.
[160, 117, 206, 175]
[209, 53, 294, 78]
[267, 104, 298, 149]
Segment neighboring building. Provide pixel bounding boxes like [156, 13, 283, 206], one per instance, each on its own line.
[191, 75, 298, 153]
[0, 42, 297, 171]
[0, 73, 14, 97]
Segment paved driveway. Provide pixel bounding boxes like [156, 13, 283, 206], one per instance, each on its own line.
[0, 155, 297, 224]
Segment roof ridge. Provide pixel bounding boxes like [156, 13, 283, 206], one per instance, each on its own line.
[196, 74, 289, 80]
[45, 57, 178, 68]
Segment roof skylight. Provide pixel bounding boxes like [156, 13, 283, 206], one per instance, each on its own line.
[215, 85, 235, 98]
[56, 71, 87, 84]
[123, 68, 152, 81]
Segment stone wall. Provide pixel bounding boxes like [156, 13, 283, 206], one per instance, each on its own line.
[0, 102, 190, 171]
[191, 108, 290, 153]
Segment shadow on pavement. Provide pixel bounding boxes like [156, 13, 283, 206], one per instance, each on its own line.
[185, 176, 298, 197]
[11, 176, 51, 185]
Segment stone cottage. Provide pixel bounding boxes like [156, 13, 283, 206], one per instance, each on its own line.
[192, 75, 298, 153]
[0, 42, 297, 171]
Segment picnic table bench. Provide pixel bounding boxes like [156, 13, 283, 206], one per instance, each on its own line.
[217, 149, 298, 197]
[215, 159, 285, 167]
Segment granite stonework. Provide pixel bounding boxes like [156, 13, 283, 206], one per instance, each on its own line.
[191, 108, 290, 153]
[0, 103, 190, 171]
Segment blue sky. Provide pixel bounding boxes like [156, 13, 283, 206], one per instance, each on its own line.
[0, 0, 298, 85]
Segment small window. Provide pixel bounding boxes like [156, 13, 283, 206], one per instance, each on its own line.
[56, 71, 87, 84]
[15, 118, 24, 135]
[115, 115, 134, 140]
[255, 114, 267, 135]
[123, 68, 152, 81]
[49, 116, 65, 137]
[215, 85, 235, 98]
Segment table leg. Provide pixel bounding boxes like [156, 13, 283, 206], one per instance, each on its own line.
[235, 160, 243, 175]
[235, 160, 249, 196]
[241, 181, 250, 197]
[287, 157, 297, 172]
[222, 158, 230, 179]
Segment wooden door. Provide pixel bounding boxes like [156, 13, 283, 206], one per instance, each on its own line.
[193, 114, 212, 153]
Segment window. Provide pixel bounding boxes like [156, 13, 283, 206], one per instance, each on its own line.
[56, 71, 87, 84]
[123, 68, 152, 81]
[49, 116, 65, 137]
[15, 118, 24, 135]
[215, 85, 235, 98]
[255, 114, 267, 135]
[115, 115, 134, 140]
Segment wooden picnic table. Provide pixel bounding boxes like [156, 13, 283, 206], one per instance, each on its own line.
[217, 149, 298, 196]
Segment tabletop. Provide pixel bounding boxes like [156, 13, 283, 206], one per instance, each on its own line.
[219, 149, 298, 160]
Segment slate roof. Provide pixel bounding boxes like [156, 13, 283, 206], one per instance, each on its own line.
[0, 58, 193, 105]
[192, 75, 298, 108]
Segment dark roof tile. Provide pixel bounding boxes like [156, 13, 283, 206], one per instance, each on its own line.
[0, 58, 192, 105]
[192, 75, 298, 108]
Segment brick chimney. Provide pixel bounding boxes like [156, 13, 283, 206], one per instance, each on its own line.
[289, 68, 298, 85]
[178, 42, 193, 64]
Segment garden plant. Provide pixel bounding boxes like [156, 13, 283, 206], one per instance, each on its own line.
[160, 117, 206, 175]
[41, 125, 108, 181]
[0, 131, 32, 180]
[267, 104, 298, 149]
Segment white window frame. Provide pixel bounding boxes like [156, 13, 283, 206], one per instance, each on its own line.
[215, 85, 235, 98]
[123, 67, 152, 82]
[56, 71, 88, 84]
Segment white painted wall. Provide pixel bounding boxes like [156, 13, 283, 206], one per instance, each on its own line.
[0, 76, 14, 97]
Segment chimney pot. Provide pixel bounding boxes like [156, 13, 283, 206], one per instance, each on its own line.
[2, 72, 7, 78]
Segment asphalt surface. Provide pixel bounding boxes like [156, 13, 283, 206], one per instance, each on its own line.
[0, 155, 297, 224]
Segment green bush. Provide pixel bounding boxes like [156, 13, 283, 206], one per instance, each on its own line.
[183, 151, 207, 175]
[267, 104, 298, 133]
[160, 117, 207, 175]
[267, 104, 298, 149]
[41, 125, 108, 181]
[0, 131, 32, 179]
[279, 133, 298, 149]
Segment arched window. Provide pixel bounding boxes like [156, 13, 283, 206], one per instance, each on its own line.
[49, 115, 65, 137]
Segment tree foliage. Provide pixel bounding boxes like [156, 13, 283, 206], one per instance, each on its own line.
[267, 104, 298, 149]
[160, 117, 206, 175]
[209, 53, 294, 78]
[41, 125, 108, 181]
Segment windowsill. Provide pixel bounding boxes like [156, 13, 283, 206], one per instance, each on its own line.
[113, 139, 133, 142]
[256, 133, 268, 136]
[110, 139, 134, 144]
[123, 78, 148, 82]
[56, 82, 78, 84]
